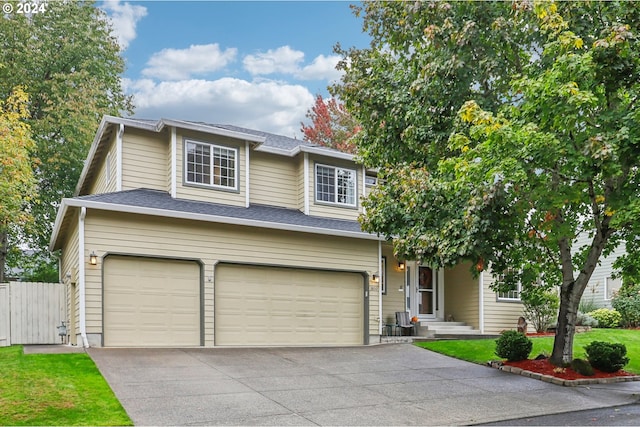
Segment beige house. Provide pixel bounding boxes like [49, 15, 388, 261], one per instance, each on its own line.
[49, 116, 524, 348]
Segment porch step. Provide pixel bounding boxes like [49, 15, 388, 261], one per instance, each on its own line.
[415, 320, 481, 339]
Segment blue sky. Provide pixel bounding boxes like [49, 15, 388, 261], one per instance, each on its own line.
[101, 1, 370, 137]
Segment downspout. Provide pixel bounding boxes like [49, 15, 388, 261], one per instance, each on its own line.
[479, 271, 485, 334]
[116, 124, 124, 192]
[78, 207, 89, 347]
[303, 153, 309, 215]
[245, 141, 250, 208]
[378, 240, 382, 335]
[170, 127, 177, 198]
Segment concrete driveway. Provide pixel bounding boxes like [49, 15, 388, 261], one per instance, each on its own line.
[88, 344, 640, 426]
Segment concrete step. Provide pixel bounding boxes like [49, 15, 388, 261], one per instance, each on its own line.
[418, 321, 466, 327]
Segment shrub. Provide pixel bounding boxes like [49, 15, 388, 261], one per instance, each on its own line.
[495, 330, 533, 361]
[570, 358, 594, 376]
[576, 312, 599, 327]
[521, 288, 560, 332]
[587, 308, 622, 328]
[585, 341, 630, 373]
[611, 282, 640, 328]
[578, 298, 598, 315]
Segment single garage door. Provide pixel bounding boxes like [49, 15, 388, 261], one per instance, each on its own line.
[103, 256, 201, 347]
[215, 264, 364, 346]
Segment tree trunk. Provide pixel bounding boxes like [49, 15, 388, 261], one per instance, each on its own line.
[0, 230, 7, 283]
[550, 282, 581, 365]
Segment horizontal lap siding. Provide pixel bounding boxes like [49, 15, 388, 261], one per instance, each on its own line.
[84, 210, 379, 345]
[60, 212, 80, 338]
[175, 130, 246, 206]
[122, 129, 168, 192]
[250, 151, 298, 208]
[482, 271, 525, 334]
[443, 262, 479, 329]
[88, 133, 117, 195]
[381, 244, 405, 324]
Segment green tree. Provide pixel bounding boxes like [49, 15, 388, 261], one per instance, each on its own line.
[0, 1, 133, 279]
[334, 1, 640, 365]
[0, 86, 37, 282]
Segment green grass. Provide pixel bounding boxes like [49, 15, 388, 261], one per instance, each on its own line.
[416, 328, 640, 373]
[0, 346, 132, 426]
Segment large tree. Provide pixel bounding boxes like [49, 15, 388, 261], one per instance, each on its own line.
[301, 94, 360, 153]
[0, 86, 37, 282]
[334, 1, 640, 365]
[0, 1, 133, 280]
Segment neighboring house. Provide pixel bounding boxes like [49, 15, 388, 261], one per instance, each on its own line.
[49, 116, 525, 348]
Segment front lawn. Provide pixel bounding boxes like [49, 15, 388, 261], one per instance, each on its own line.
[0, 346, 132, 426]
[416, 329, 640, 374]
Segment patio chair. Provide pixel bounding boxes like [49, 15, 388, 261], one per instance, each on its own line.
[395, 311, 414, 336]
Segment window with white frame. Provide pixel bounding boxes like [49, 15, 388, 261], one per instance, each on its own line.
[605, 276, 622, 300]
[496, 271, 522, 301]
[185, 140, 237, 189]
[315, 164, 356, 206]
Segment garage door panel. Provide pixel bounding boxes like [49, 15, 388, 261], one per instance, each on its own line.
[215, 265, 364, 346]
[104, 256, 200, 347]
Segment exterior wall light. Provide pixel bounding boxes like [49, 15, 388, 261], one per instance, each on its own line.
[397, 261, 405, 271]
[89, 251, 98, 265]
[372, 274, 380, 283]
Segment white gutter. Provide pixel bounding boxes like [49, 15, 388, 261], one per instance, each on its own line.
[171, 127, 177, 198]
[378, 240, 383, 336]
[116, 124, 123, 192]
[303, 153, 310, 215]
[254, 144, 355, 161]
[245, 141, 250, 208]
[479, 272, 485, 334]
[78, 207, 89, 348]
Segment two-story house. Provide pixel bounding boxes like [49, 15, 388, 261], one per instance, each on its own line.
[49, 116, 525, 348]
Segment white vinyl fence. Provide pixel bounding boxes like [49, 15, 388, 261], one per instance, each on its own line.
[0, 282, 66, 346]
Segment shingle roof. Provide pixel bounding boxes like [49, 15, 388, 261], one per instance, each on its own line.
[77, 188, 368, 236]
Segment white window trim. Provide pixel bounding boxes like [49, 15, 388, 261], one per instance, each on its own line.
[604, 276, 622, 300]
[496, 276, 522, 302]
[184, 139, 239, 191]
[314, 163, 357, 207]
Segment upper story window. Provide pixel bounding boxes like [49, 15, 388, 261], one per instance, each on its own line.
[185, 140, 237, 190]
[315, 164, 356, 207]
[496, 270, 522, 301]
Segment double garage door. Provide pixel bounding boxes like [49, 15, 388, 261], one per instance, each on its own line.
[103, 257, 364, 347]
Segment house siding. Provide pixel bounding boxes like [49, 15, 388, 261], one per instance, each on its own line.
[83, 210, 379, 346]
[121, 128, 168, 192]
[444, 262, 479, 329]
[59, 211, 80, 344]
[573, 233, 626, 309]
[250, 151, 298, 208]
[88, 133, 118, 195]
[175, 129, 246, 207]
[381, 244, 405, 325]
[307, 155, 362, 221]
[482, 270, 524, 334]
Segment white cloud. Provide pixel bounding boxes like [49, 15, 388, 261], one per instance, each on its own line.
[295, 54, 342, 81]
[142, 44, 238, 80]
[124, 77, 315, 138]
[101, 0, 147, 50]
[243, 46, 305, 75]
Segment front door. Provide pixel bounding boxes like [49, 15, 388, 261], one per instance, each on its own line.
[418, 266, 436, 318]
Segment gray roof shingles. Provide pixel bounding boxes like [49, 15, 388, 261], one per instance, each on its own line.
[77, 188, 368, 235]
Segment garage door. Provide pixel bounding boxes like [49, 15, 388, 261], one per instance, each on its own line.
[215, 264, 364, 346]
[104, 256, 200, 347]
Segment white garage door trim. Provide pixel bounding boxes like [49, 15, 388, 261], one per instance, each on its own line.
[214, 262, 369, 346]
[102, 254, 203, 347]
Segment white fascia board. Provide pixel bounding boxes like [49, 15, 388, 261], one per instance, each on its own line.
[254, 144, 356, 162]
[56, 198, 383, 242]
[49, 200, 69, 251]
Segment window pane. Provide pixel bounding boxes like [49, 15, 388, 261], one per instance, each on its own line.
[212, 146, 236, 188]
[186, 142, 210, 184]
[316, 165, 335, 202]
[337, 168, 355, 205]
